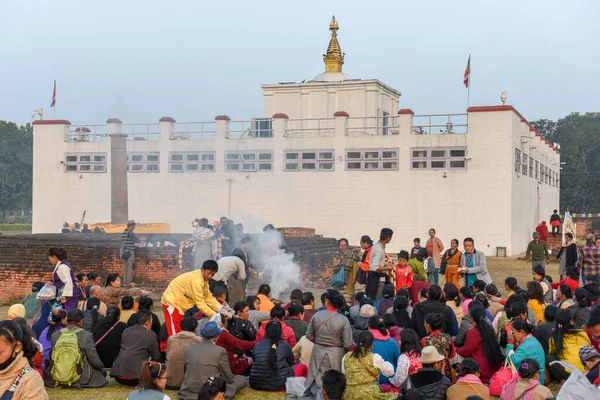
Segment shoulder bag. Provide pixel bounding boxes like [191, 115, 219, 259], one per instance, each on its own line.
[0, 367, 33, 400]
[94, 321, 121, 346]
[432, 335, 456, 383]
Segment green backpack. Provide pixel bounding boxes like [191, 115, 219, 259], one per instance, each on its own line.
[51, 327, 83, 386]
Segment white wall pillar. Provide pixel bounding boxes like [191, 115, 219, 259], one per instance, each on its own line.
[272, 113, 288, 172]
[398, 109, 414, 137]
[215, 115, 231, 139]
[333, 111, 349, 136]
[106, 118, 123, 136]
[159, 116, 176, 140]
[32, 119, 72, 233]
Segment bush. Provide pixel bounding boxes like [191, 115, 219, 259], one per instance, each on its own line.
[0, 223, 32, 232]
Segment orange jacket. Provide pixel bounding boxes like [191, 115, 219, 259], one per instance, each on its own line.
[359, 247, 372, 272]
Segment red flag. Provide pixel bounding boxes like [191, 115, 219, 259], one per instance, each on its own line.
[50, 80, 56, 107]
[463, 55, 471, 88]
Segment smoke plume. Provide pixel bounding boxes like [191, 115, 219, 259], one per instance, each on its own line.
[248, 230, 300, 299]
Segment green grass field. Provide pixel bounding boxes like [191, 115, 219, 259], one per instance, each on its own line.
[1, 257, 558, 399]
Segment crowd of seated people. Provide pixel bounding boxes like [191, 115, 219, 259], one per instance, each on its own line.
[5, 230, 600, 400]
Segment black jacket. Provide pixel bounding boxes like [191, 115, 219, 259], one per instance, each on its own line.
[586, 360, 600, 384]
[228, 317, 257, 341]
[250, 339, 294, 391]
[82, 311, 104, 332]
[533, 321, 554, 354]
[585, 281, 600, 303]
[557, 243, 578, 267]
[92, 321, 128, 368]
[411, 300, 454, 338]
[570, 305, 590, 329]
[401, 368, 452, 400]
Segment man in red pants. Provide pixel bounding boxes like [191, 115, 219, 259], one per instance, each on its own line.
[161, 260, 220, 340]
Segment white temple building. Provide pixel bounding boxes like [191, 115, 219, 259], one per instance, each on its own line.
[32, 17, 560, 256]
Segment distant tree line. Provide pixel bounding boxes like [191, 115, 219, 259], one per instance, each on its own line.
[0, 121, 32, 223]
[530, 112, 600, 212]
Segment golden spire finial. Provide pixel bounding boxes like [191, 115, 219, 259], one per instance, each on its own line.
[323, 15, 344, 73]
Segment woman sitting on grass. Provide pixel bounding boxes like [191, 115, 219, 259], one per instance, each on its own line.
[341, 330, 395, 399]
[127, 361, 171, 400]
[198, 377, 226, 400]
[249, 321, 295, 391]
[500, 358, 552, 400]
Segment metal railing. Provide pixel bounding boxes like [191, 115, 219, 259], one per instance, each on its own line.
[121, 123, 161, 141]
[65, 125, 108, 142]
[285, 118, 335, 137]
[172, 122, 217, 140]
[412, 113, 468, 135]
[346, 116, 400, 137]
[228, 120, 273, 139]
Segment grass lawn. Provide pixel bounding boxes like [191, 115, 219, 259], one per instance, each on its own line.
[0, 229, 32, 236]
[1, 257, 558, 399]
[44, 382, 290, 400]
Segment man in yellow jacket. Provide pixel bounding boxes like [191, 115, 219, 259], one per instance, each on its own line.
[161, 260, 220, 338]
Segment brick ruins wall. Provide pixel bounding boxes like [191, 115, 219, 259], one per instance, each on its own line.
[0, 229, 337, 303]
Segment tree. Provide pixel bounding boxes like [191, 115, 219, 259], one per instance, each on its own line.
[532, 112, 600, 212]
[0, 121, 33, 222]
[530, 119, 557, 140]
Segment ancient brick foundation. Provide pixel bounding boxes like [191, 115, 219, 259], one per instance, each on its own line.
[0, 229, 337, 303]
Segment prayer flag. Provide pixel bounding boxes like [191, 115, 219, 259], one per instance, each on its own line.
[463, 55, 471, 88]
[50, 80, 56, 107]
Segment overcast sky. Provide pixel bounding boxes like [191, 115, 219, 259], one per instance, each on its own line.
[1, 0, 598, 126]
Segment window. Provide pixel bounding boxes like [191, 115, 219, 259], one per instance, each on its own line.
[127, 152, 160, 173]
[345, 148, 398, 171]
[540, 163, 545, 183]
[170, 152, 215, 172]
[285, 150, 334, 171]
[522, 153, 528, 176]
[515, 149, 521, 172]
[410, 147, 467, 170]
[535, 161, 539, 180]
[225, 151, 273, 172]
[64, 153, 107, 173]
[545, 166, 549, 184]
[529, 157, 534, 178]
[251, 118, 273, 138]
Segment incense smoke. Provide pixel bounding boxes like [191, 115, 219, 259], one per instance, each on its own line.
[248, 229, 300, 299]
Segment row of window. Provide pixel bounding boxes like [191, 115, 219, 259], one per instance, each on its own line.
[410, 148, 467, 170]
[64, 147, 468, 173]
[515, 149, 559, 187]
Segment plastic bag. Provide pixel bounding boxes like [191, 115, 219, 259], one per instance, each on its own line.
[36, 284, 57, 301]
[331, 268, 345, 289]
[286, 377, 306, 398]
[554, 361, 600, 399]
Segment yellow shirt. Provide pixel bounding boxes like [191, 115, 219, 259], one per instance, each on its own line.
[548, 330, 591, 372]
[161, 270, 220, 316]
[528, 300, 546, 324]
